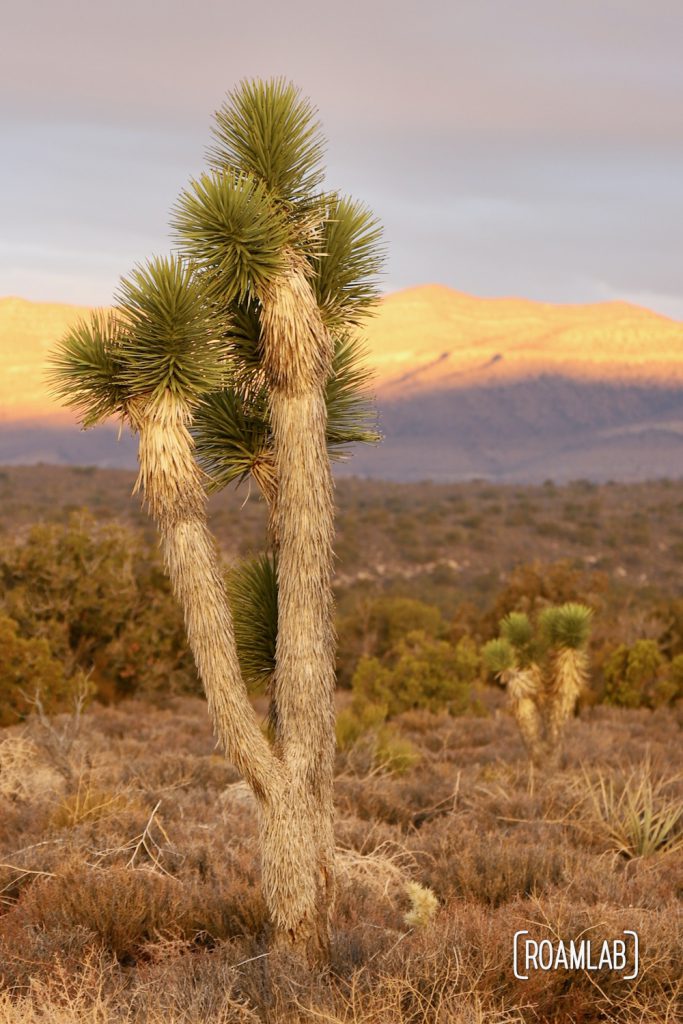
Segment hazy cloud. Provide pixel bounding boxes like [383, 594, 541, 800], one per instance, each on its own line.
[2, 1, 681, 315]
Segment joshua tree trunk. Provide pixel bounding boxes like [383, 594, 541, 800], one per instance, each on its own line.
[506, 665, 545, 767]
[544, 647, 589, 762]
[130, 391, 281, 802]
[259, 256, 337, 960]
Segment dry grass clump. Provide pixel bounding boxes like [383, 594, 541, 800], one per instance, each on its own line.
[0, 734, 65, 802]
[578, 757, 683, 858]
[413, 818, 573, 906]
[0, 696, 681, 1022]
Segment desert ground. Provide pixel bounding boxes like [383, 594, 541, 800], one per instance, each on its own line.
[0, 469, 681, 1023]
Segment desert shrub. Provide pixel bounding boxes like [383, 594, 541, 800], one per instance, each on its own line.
[658, 598, 683, 658]
[375, 732, 421, 774]
[602, 639, 671, 708]
[484, 559, 607, 638]
[418, 820, 570, 906]
[336, 700, 387, 749]
[15, 864, 185, 960]
[336, 596, 444, 687]
[581, 761, 683, 858]
[0, 512, 196, 707]
[667, 654, 683, 700]
[351, 632, 478, 718]
[0, 614, 86, 726]
[336, 702, 420, 775]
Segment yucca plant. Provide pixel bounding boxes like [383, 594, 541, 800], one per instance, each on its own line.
[542, 603, 593, 757]
[582, 760, 683, 858]
[50, 256, 278, 801]
[485, 602, 593, 768]
[50, 79, 384, 962]
[482, 633, 545, 767]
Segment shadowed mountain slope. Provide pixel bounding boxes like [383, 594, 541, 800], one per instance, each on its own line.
[1, 289, 682, 481]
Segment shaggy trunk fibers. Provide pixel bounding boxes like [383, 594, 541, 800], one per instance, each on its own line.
[506, 665, 545, 767]
[259, 259, 337, 962]
[131, 393, 280, 803]
[545, 647, 589, 760]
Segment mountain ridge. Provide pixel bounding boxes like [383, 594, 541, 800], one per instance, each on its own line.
[2, 287, 682, 482]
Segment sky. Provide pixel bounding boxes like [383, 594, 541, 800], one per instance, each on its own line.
[2, 0, 682, 318]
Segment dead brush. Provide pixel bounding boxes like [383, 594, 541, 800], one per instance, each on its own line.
[0, 734, 63, 803]
[19, 862, 186, 961]
[23, 677, 92, 783]
[50, 777, 140, 830]
[578, 758, 683, 858]
[336, 841, 438, 931]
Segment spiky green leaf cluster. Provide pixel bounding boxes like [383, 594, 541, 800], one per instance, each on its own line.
[49, 256, 226, 426]
[547, 603, 593, 650]
[227, 553, 278, 688]
[325, 335, 380, 450]
[115, 256, 227, 402]
[538, 606, 562, 645]
[209, 78, 326, 206]
[482, 638, 515, 676]
[194, 388, 271, 493]
[193, 332, 379, 492]
[48, 311, 128, 427]
[173, 171, 290, 303]
[51, 78, 384, 485]
[314, 195, 385, 328]
[500, 612, 533, 651]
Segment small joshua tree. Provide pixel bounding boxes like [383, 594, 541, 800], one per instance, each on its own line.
[482, 613, 545, 766]
[539, 603, 593, 757]
[483, 603, 593, 767]
[50, 79, 383, 962]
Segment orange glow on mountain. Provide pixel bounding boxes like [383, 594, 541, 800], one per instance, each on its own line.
[2, 287, 682, 424]
[364, 285, 683, 397]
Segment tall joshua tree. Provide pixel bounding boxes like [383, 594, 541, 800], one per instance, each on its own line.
[50, 79, 383, 962]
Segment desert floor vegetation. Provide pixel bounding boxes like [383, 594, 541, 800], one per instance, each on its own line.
[1, 471, 682, 1020]
[1, 694, 681, 1023]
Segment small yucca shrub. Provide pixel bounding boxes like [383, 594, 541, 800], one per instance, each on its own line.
[581, 760, 683, 858]
[485, 602, 593, 767]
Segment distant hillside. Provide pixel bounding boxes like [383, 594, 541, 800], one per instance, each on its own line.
[365, 285, 683, 395]
[1, 289, 682, 481]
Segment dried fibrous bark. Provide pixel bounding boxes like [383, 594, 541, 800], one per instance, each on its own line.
[506, 665, 545, 767]
[544, 647, 590, 758]
[129, 392, 281, 804]
[258, 254, 337, 960]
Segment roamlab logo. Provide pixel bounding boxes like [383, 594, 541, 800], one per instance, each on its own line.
[513, 931, 639, 981]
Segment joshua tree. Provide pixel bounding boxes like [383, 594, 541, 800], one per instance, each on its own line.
[539, 603, 593, 757]
[50, 79, 383, 961]
[483, 603, 593, 767]
[482, 613, 545, 766]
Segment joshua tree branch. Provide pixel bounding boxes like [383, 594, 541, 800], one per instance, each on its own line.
[130, 392, 282, 805]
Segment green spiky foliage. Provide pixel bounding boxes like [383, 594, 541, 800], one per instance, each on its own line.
[193, 332, 379, 493]
[49, 256, 227, 425]
[227, 553, 278, 688]
[325, 334, 380, 450]
[499, 614, 536, 655]
[193, 388, 272, 494]
[538, 606, 563, 646]
[209, 78, 326, 208]
[115, 256, 227, 404]
[48, 311, 128, 427]
[170, 78, 384, 499]
[482, 638, 515, 676]
[549, 603, 593, 650]
[173, 171, 291, 304]
[314, 195, 385, 328]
